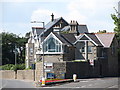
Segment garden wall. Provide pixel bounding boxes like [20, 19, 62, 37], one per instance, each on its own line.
[17, 70, 35, 81]
[0, 70, 16, 79]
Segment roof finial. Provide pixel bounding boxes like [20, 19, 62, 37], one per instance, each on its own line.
[51, 13, 54, 22]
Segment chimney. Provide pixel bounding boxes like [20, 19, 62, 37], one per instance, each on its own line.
[51, 13, 54, 22]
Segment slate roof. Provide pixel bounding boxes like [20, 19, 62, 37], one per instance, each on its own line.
[61, 33, 76, 44]
[86, 33, 103, 46]
[60, 25, 88, 34]
[95, 33, 115, 47]
[61, 26, 70, 31]
[40, 17, 68, 37]
[32, 27, 44, 35]
[78, 25, 88, 33]
[45, 17, 62, 32]
[53, 32, 72, 46]
[76, 33, 115, 47]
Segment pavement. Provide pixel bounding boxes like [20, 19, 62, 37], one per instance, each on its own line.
[0, 77, 119, 89]
[42, 77, 119, 88]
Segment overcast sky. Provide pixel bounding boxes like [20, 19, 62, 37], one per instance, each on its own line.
[0, 0, 119, 37]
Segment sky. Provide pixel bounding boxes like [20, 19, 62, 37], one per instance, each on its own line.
[0, 0, 119, 37]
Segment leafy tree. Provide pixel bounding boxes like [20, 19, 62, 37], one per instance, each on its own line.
[111, 7, 120, 75]
[111, 8, 120, 43]
[1, 32, 27, 65]
[25, 31, 31, 39]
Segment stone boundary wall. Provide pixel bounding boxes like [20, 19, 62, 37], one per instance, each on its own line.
[35, 62, 43, 81]
[17, 70, 35, 81]
[0, 70, 16, 79]
[53, 62, 66, 79]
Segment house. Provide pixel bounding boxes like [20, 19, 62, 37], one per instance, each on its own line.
[26, 14, 88, 68]
[74, 33, 118, 76]
[26, 14, 118, 77]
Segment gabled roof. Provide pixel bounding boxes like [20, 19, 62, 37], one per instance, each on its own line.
[78, 25, 88, 33]
[95, 33, 115, 47]
[45, 17, 62, 32]
[74, 33, 103, 46]
[40, 17, 69, 37]
[86, 33, 103, 46]
[61, 33, 76, 44]
[42, 32, 72, 46]
[53, 32, 72, 46]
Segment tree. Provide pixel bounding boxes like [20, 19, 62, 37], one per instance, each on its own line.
[1, 32, 27, 65]
[111, 6, 120, 75]
[98, 30, 107, 33]
[111, 9, 120, 44]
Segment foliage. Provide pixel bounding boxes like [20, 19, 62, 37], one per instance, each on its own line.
[0, 64, 25, 71]
[1, 32, 27, 65]
[97, 30, 107, 33]
[111, 7, 120, 75]
[61, 31, 69, 34]
[24, 66, 32, 70]
[25, 31, 31, 39]
[111, 13, 120, 43]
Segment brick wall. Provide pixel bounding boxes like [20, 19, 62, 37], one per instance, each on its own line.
[17, 70, 35, 81]
[0, 70, 16, 79]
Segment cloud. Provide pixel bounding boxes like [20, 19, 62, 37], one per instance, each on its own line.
[66, 0, 97, 24]
[2, 22, 31, 36]
[31, 9, 62, 25]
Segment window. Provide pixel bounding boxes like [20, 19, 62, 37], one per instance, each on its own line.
[43, 37, 62, 53]
[81, 47, 85, 52]
[29, 48, 33, 56]
[88, 46, 92, 52]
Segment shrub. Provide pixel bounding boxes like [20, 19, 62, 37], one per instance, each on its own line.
[0, 64, 25, 71]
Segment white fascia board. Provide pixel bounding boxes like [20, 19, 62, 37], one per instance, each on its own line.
[73, 34, 98, 46]
[73, 34, 84, 44]
[95, 34, 105, 47]
[84, 34, 98, 46]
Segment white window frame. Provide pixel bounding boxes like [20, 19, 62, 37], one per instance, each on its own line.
[41, 32, 63, 54]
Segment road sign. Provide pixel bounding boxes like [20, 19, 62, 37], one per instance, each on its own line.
[90, 59, 94, 66]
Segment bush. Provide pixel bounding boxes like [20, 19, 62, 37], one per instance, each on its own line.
[0, 64, 25, 71]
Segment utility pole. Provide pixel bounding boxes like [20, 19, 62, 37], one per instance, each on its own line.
[31, 21, 45, 79]
[15, 44, 17, 65]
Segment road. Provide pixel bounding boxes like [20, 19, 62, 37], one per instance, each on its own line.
[0, 79, 35, 89]
[44, 77, 119, 88]
[0, 77, 119, 89]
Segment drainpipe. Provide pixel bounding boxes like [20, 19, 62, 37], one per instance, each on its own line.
[85, 41, 88, 60]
